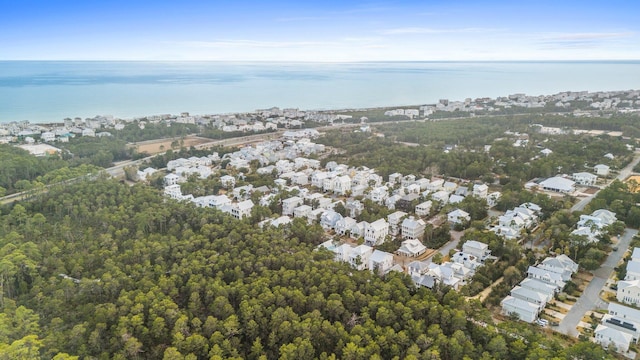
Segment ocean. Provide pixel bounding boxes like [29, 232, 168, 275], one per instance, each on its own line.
[1, 61, 639, 123]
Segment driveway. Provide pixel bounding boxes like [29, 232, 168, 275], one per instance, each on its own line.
[556, 228, 638, 337]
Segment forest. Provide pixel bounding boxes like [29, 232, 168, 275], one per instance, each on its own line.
[0, 178, 616, 359]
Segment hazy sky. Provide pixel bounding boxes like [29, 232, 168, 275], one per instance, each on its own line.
[2, 0, 639, 61]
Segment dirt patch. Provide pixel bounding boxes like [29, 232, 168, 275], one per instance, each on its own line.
[130, 136, 213, 155]
[580, 187, 599, 195]
[626, 175, 640, 193]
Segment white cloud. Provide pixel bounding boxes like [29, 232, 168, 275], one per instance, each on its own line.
[380, 27, 500, 35]
[177, 39, 337, 49]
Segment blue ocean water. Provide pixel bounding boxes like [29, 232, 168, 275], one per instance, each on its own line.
[0, 61, 639, 123]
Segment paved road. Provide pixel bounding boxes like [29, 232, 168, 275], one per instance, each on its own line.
[557, 228, 638, 337]
[571, 151, 640, 212]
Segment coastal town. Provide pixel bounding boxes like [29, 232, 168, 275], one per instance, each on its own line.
[3, 89, 640, 357]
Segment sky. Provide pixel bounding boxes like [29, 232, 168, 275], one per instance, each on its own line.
[1, 0, 639, 61]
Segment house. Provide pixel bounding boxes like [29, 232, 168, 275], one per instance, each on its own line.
[539, 176, 575, 193]
[473, 183, 488, 198]
[626, 260, 640, 281]
[333, 175, 352, 195]
[364, 218, 389, 246]
[282, 196, 303, 216]
[320, 210, 343, 230]
[443, 181, 458, 193]
[501, 296, 540, 323]
[537, 255, 578, 281]
[396, 239, 427, 257]
[40, 131, 55, 142]
[604, 303, 640, 346]
[350, 221, 366, 239]
[540, 148, 553, 156]
[397, 193, 420, 211]
[387, 211, 407, 236]
[388, 172, 403, 184]
[137, 167, 158, 182]
[232, 185, 254, 200]
[519, 278, 558, 297]
[487, 192, 501, 208]
[220, 175, 236, 188]
[462, 240, 491, 261]
[349, 245, 373, 271]
[407, 260, 430, 277]
[369, 250, 394, 275]
[427, 178, 444, 192]
[385, 194, 402, 210]
[617, 280, 640, 306]
[261, 215, 292, 228]
[448, 209, 470, 225]
[307, 208, 324, 225]
[431, 190, 450, 205]
[345, 200, 364, 218]
[401, 216, 426, 240]
[451, 251, 482, 270]
[527, 266, 566, 289]
[510, 286, 549, 308]
[594, 164, 610, 176]
[335, 217, 357, 236]
[164, 173, 180, 186]
[415, 200, 433, 217]
[448, 194, 464, 204]
[572, 172, 597, 186]
[368, 186, 389, 204]
[164, 184, 183, 200]
[231, 200, 254, 219]
[595, 324, 633, 353]
[293, 204, 312, 219]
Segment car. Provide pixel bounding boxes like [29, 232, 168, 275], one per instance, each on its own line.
[536, 319, 549, 326]
[612, 246, 619, 251]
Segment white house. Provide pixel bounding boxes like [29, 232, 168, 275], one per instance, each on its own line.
[335, 217, 357, 236]
[231, 200, 254, 219]
[208, 195, 232, 209]
[519, 278, 558, 298]
[572, 172, 597, 186]
[473, 183, 489, 198]
[333, 175, 352, 195]
[401, 216, 426, 240]
[539, 176, 575, 193]
[595, 324, 633, 353]
[385, 194, 402, 210]
[387, 211, 407, 236]
[618, 280, 640, 306]
[462, 240, 491, 261]
[527, 266, 565, 290]
[510, 286, 549, 308]
[293, 204, 313, 219]
[364, 218, 389, 246]
[350, 221, 366, 240]
[220, 175, 236, 188]
[368, 186, 389, 204]
[388, 172, 403, 184]
[320, 210, 343, 230]
[369, 250, 394, 275]
[349, 245, 373, 271]
[594, 164, 610, 176]
[537, 255, 578, 281]
[431, 190, 450, 205]
[415, 200, 433, 217]
[501, 296, 540, 323]
[164, 173, 180, 186]
[281, 196, 302, 216]
[626, 260, 640, 281]
[396, 239, 427, 257]
[41, 131, 55, 142]
[407, 260, 430, 277]
[448, 209, 470, 225]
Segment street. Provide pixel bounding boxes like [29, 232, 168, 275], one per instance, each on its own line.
[556, 228, 638, 337]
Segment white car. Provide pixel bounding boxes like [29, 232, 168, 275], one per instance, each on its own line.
[536, 318, 548, 326]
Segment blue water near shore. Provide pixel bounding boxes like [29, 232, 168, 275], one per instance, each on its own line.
[1, 61, 639, 123]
